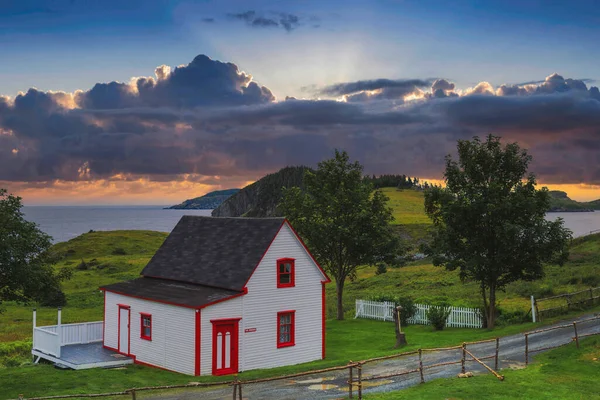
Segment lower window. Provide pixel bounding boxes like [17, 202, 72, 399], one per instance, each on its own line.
[140, 313, 152, 340]
[277, 311, 295, 348]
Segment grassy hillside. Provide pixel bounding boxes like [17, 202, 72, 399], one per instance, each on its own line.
[380, 188, 432, 244]
[0, 231, 167, 344]
[327, 231, 600, 320]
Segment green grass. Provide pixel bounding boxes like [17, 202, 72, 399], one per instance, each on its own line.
[328, 233, 600, 320]
[381, 188, 431, 226]
[0, 231, 167, 345]
[365, 336, 600, 400]
[2, 314, 595, 399]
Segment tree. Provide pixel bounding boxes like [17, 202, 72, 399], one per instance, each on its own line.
[423, 135, 572, 328]
[280, 150, 404, 320]
[0, 189, 69, 311]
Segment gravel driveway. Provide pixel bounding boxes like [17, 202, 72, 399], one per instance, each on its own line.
[144, 313, 600, 400]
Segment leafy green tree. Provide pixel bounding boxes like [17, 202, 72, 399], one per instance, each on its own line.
[0, 189, 69, 311]
[423, 135, 571, 328]
[280, 150, 404, 320]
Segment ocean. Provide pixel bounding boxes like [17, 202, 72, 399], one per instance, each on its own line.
[20, 207, 600, 244]
[22, 206, 212, 243]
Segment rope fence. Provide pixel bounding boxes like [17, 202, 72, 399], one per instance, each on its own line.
[13, 315, 600, 400]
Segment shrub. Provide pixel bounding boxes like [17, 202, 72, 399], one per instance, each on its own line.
[496, 308, 529, 326]
[1, 355, 22, 367]
[581, 275, 600, 287]
[38, 288, 67, 307]
[426, 304, 451, 330]
[111, 247, 127, 255]
[76, 259, 88, 270]
[375, 263, 387, 275]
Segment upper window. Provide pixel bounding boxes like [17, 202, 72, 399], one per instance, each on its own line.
[277, 311, 295, 348]
[140, 313, 152, 340]
[277, 258, 295, 288]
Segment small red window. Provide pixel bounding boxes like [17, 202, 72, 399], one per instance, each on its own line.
[140, 313, 152, 341]
[277, 311, 295, 348]
[277, 258, 295, 288]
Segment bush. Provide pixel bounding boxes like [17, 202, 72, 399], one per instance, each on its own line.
[111, 247, 127, 255]
[1, 355, 22, 367]
[76, 259, 88, 270]
[426, 304, 451, 330]
[375, 263, 387, 275]
[581, 275, 600, 287]
[496, 308, 530, 326]
[38, 288, 67, 307]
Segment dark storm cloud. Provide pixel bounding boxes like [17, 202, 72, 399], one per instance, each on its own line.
[2, 58, 600, 187]
[319, 78, 434, 96]
[76, 55, 274, 109]
[226, 10, 302, 32]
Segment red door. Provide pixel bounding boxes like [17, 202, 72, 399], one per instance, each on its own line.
[211, 319, 239, 375]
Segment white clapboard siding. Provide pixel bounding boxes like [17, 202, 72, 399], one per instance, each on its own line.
[355, 300, 483, 328]
[104, 292, 196, 375]
[241, 223, 326, 371]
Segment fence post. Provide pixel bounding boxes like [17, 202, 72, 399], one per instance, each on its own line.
[130, 389, 136, 400]
[524, 334, 529, 366]
[238, 380, 243, 400]
[418, 349, 425, 383]
[232, 379, 237, 400]
[573, 322, 580, 349]
[348, 362, 353, 399]
[495, 337, 500, 371]
[566, 293, 572, 311]
[57, 307, 62, 358]
[591, 288, 594, 305]
[531, 296, 536, 323]
[461, 343, 466, 374]
[357, 363, 363, 400]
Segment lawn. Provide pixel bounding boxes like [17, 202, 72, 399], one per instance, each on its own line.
[1, 313, 594, 399]
[365, 336, 600, 400]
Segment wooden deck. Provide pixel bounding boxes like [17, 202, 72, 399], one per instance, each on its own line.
[32, 342, 133, 370]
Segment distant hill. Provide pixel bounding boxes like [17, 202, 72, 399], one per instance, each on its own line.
[548, 190, 600, 212]
[166, 189, 240, 210]
[211, 166, 311, 217]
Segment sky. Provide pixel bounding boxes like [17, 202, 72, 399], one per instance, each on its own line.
[1, 0, 600, 205]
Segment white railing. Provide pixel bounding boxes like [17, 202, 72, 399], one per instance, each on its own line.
[40, 321, 104, 345]
[33, 321, 104, 357]
[355, 300, 483, 328]
[33, 327, 61, 357]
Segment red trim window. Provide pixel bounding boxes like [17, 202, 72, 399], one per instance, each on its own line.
[140, 313, 152, 341]
[277, 311, 295, 348]
[277, 258, 295, 288]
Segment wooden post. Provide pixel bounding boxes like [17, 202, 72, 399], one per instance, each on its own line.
[238, 381, 243, 400]
[232, 381, 237, 400]
[591, 288, 594, 305]
[573, 322, 580, 349]
[130, 389, 136, 400]
[495, 337, 500, 371]
[348, 362, 353, 399]
[531, 296, 536, 323]
[535, 301, 541, 322]
[357, 363, 362, 400]
[32, 308, 37, 351]
[524, 334, 529, 366]
[461, 343, 466, 374]
[57, 307, 62, 358]
[566, 294, 571, 311]
[418, 349, 425, 383]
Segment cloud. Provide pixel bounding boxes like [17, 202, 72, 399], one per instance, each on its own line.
[226, 10, 306, 32]
[2, 58, 600, 201]
[318, 78, 434, 97]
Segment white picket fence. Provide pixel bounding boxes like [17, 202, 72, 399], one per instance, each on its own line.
[355, 299, 483, 328]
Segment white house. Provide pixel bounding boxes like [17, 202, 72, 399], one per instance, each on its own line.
[100, 216, 331, 376]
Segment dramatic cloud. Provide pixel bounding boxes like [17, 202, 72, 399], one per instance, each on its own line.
[226, 10, 303, 32]
[1, 54, 600, 205]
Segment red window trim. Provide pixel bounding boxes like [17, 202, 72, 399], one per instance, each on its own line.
[277, 258, 295, 288]
[140, 313, 152, 341]
[277, 310, 295, 348]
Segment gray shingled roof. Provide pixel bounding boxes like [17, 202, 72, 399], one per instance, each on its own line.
[100, 277, 240, 308]
[140, 216, 285, 291]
